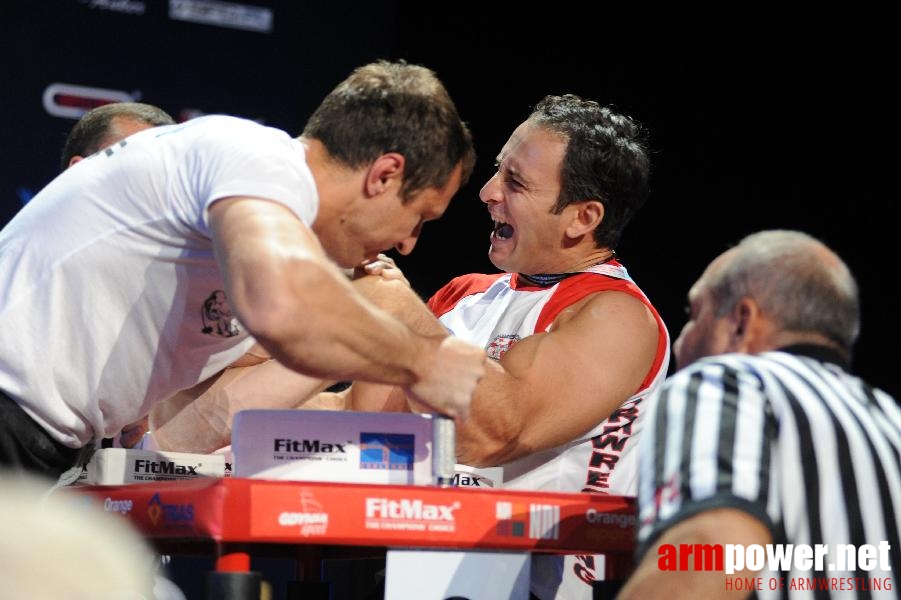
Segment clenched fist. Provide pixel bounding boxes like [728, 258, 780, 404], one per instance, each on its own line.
[405, 335, 486, 420]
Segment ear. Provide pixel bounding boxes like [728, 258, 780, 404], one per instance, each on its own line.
[68, 155, 84, 168]
[564, 200, 604, 238]
[729, 297, 766, 352]
[364, 152, 405, 198]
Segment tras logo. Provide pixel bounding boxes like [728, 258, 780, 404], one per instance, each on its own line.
[146, 492, 194, 527]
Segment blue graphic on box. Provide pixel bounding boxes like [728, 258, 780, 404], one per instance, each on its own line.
[359, 432, 415, 471]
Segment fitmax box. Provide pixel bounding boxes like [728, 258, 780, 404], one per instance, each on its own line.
[77, 448, 226, 485]
[232, 409, 443, 485]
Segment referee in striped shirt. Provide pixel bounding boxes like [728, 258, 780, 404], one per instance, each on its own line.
[618, 230, 900, 599]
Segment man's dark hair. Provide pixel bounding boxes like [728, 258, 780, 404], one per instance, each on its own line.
[529, 94, 650, 249]
[302, 60, 476, 201]
[61, 102, 175, 170]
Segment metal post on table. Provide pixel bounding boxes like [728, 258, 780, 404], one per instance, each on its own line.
[431, 415, 456, 487]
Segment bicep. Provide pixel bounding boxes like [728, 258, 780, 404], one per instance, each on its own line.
[207, 196, 327, 327]
[209, 198, 339, 340]
[500, 292, 659, 448]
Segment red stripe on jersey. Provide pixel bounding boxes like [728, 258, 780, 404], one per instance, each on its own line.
[531, 272, 668, 394]
[427, 273, 505, 318]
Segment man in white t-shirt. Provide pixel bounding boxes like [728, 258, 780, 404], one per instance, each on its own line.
[58, 101, 177, 450]
[0, 60, 485, 483]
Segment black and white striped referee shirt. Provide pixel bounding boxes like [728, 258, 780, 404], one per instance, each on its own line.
[636, 344, 901, 598]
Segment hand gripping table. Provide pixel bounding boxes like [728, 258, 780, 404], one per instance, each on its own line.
[70, 477, 637, 598]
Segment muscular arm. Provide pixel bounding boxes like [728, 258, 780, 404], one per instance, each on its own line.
[347, 280, 659, 467]
[208, 197, 483, 418]
[149, 354, 337, 453]
[457, 290, 658, 465]
[148, 264, 426, 453]
[617, 509, 772, 600]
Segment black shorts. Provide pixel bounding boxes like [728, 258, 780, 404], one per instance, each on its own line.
[0, 388, 94, 481]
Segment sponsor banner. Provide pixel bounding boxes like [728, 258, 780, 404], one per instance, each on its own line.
[70, 478, 637, 553]
[42, 82, 139, 119]
[247, 480, 635, 552]
[81, 0, 147, 15]
[249, 484, 463, 542]
[168, 0, 273, 33]
[81, 486, 203, 535]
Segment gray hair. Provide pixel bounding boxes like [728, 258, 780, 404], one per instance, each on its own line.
[709, 230, 860, 352]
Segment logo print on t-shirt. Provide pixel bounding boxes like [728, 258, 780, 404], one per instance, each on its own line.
[200, 289, 239, 337]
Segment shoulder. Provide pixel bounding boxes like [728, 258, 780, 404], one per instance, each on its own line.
[546, 271, 661, 330]
[173, 115, 291, 148]
[664, 353, 779, 396]
[560, 266, 649, 300]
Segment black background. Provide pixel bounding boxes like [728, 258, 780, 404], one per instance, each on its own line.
[3, 2, 896, 400]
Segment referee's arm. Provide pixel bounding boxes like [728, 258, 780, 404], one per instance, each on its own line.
[617, 507, 771, 599]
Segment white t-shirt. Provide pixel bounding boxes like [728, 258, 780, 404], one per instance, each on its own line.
[0, 115, 318, 448]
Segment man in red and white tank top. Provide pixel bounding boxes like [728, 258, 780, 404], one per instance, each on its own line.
[346, 95, 670, 599]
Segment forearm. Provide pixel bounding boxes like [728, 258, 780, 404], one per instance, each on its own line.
[351, 274, 448, 337]
[327, 274, 453, 415]
[150, 371, 233, 453]
[345, 383, 409, 413]
[236, 258, 440, 386]
[450, 361, 532, 466]
[346, 276, 550, 462]
[230, 262, 482, 419]
[150, 360, 333, 453]
[212, 198, 444, 389]
[296, 390, 350, 411]
[458, 292, 661, 466]
[617, 555, 751, 600]
[617, 510, 770, 600]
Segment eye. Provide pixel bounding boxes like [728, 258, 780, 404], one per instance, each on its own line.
[494, 160, 524, 190]
[502, 172, 525, 192]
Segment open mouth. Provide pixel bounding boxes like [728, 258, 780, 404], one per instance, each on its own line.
[492, 220, 514, 240]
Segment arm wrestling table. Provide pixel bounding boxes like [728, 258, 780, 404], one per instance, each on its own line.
[69, 477, 637, 599]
